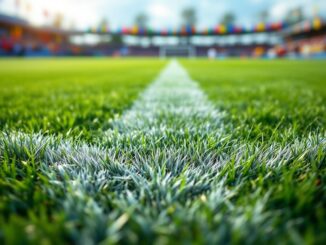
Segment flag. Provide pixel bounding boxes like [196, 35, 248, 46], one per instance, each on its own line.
[219, 25, 226, 34]
[313, 18, 322, 30]
[256, 23, 265, 32]
[25, 3, 32, 13]
[132, 26, 139, 35]
[43, 9, 49, 18]
[15, 0, 21, 8]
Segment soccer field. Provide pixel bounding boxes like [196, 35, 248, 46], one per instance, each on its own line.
[0, 58, 325, 244]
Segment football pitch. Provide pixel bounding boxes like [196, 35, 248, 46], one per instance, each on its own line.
[0, 58, 325, 244]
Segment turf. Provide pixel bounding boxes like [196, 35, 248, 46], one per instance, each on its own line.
[0, 58, 325, 245]
[181, 59, 326, 243]
[181, 59, 326, 138]
[0, 58, 166, 142]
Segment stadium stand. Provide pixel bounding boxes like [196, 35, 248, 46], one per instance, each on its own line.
[282, 19, 326, 58]
[0, 13, 325, 58]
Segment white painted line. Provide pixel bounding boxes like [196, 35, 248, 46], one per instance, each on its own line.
[109, 60, 222, 133]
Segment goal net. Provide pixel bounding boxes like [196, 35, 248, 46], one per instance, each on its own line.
[159, 46, 196, 58]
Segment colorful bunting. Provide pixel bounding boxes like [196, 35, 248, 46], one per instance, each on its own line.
[313, 18, 322, 30]
[303, 21, 311, 32]
[161, 28, 168, 36]
[219, 25, 226, 34]
[85, 19, 323, 36]
[11, 26, 22, 39]
[255, 23, 265, 32]
[131, 26, 137, 35]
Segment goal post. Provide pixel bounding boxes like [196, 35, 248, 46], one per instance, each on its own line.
[159, 45, 196, 58]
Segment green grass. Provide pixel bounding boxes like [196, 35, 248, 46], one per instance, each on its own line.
[181, 59, 326, 139]
[0, 58, 166, 142]
[181, 59, 326, 243]
[0, 58, 325, 245]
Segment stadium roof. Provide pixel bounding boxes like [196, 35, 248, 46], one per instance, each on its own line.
[0, 13, 28, 26]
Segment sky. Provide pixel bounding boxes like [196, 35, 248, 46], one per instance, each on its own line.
[0, 0, 325, 30]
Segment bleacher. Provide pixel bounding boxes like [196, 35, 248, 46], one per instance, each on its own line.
[0, 13, 325, 58]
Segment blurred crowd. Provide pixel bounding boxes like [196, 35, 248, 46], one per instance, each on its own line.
[0, 13, 325, 58]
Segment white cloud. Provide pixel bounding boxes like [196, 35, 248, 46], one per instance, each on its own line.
[270, 0, 326, 21]
[147, 2, 179, 27]
[1, 0, 325, 29]
[0, 0, 104, 29]
[270, 1, 291, 20]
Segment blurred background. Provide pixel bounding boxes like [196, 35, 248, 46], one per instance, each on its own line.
[0, 0, 325, 58]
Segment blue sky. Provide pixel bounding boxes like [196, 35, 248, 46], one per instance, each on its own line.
[0, 0, 325, 29]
